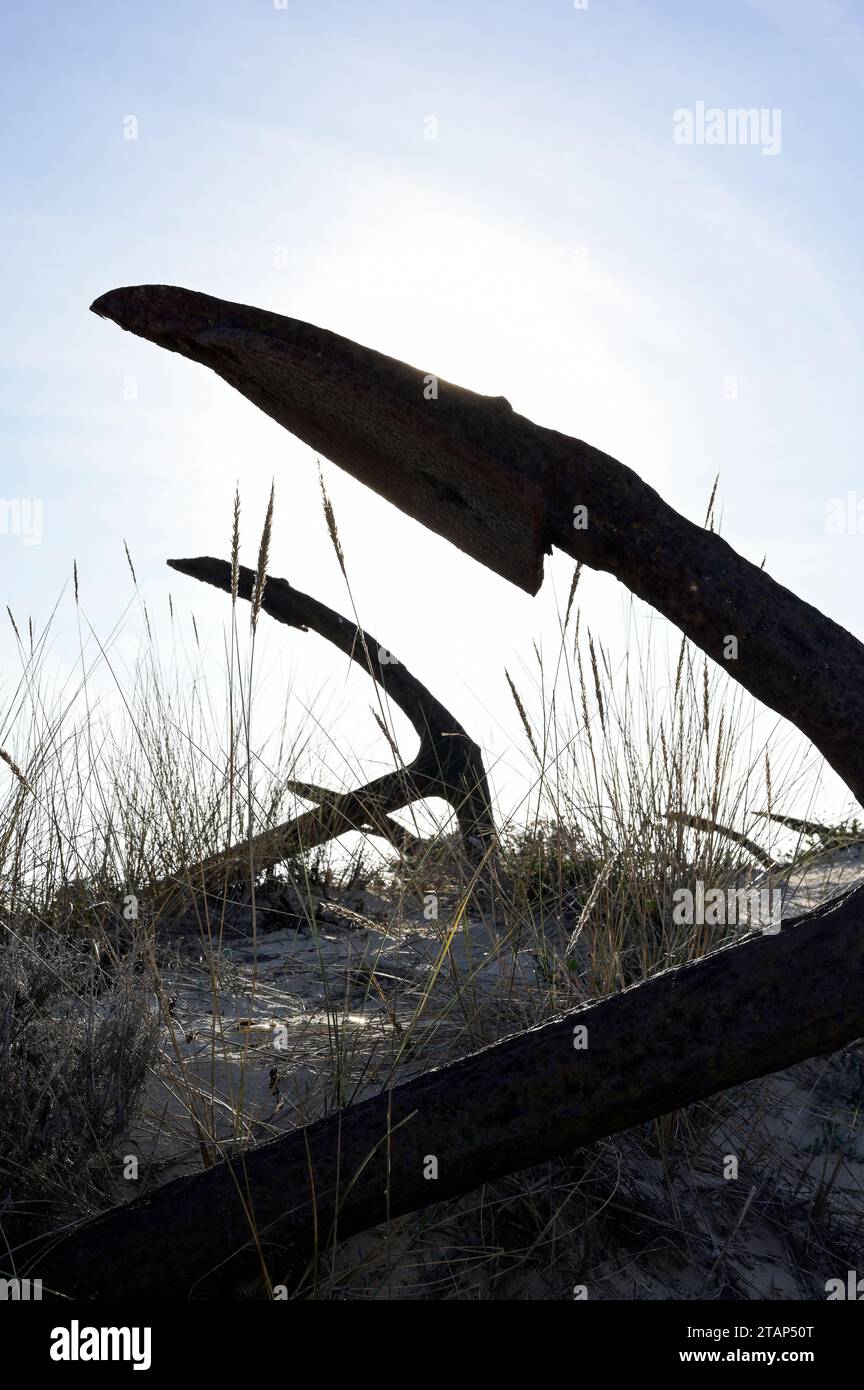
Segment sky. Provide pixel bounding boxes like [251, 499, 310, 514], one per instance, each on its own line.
[1, 0, 863, 833]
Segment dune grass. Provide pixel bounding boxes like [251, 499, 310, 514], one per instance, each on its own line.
[1, 495, 861, 1298]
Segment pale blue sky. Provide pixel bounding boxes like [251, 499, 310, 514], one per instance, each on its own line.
[2, 0, 863, 826]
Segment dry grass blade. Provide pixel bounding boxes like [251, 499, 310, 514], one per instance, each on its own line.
[319, 462, 346, 579]
[231, 487, 241, 606]
[123, 540, 138, 586]
[587, 631, 605, 734]
[564, 563, 582, 630]
[703, 472, 719, 531]
[0, 746, 31, 793]
[251, 482, 274, 633]
[505, 668, 540, 763]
